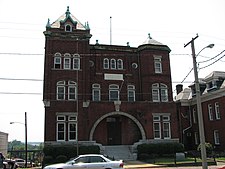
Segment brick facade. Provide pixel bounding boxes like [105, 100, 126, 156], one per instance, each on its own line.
[176, 72, 225, 151]
[43, 7, 179, 146]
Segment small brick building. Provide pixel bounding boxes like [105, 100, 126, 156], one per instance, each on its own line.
[175, 71, 225, 151]
[43, 7, 179, 146]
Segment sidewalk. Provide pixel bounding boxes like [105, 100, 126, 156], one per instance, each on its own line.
[124, 160, 225, 169]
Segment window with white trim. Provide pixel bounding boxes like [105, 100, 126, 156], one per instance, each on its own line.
[127, 85, 135, 102]
[68, 81, 76, 100]
[56, 81, 77, 100]
[153, 115, 171, 139]
[110, 59, 116, 69]
[103, 58, 109, 69]
[54, 53, 62, 69]
[214, 130, 220, 145]
[57, 115, 66, 141]
[160, 84, 168, 102]
[152, 83, 160, 102]
[109, 84, 119, 101]
[92, 84, 101, 101]
[208, 104, 213, 121]
[57, 81, 65, 100]
[117, 59, 123, 69]
[65, 24, 72, 32]
[163, 116, 171, 139]
[215, 102, 220, 120]
[64, 54, 71, 69]
[56, 114, 77, 141]
[68, 116, 77, 141]
[192, 108, 197, 124]
[154, 56, 162, 73]
[73, 54, 80, 70]
[152, 83, 168, 102]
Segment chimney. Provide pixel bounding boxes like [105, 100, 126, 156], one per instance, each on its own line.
[176, 84, 183, 95]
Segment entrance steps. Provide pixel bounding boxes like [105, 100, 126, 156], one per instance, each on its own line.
[103, 145, 136, 161]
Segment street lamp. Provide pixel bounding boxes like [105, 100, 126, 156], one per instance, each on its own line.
[10, 112, 27, 168]
[185, 35, 214, 169]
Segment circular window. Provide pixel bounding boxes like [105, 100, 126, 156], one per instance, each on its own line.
[132, 63, 138, 69]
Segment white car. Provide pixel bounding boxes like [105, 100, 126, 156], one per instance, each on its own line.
[44, 154, 124, 169]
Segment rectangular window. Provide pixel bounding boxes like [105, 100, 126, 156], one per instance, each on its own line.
[153, 122, 161, 139]
[93, 89, 100, 101]
[208, 104, 213, 121]
[57, 86, 65, 100]
[215, 102, 220, 120]
[214, 130, 220, 145]
[64, 58, 71, 69]
[54, 57, 61, 69]
[68, 123, 77, 141]
[154, 57, 162, 73]
[57, 123, 65, 141]
[68, 86, 76, 100]
[163, 122, 171, 139]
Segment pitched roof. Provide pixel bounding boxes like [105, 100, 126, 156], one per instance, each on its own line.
[50, 6, 87, 30]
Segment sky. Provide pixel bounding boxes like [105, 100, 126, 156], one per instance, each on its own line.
[0, 0, 224, 142]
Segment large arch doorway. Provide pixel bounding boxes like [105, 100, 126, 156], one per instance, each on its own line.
[89, 111, 146, 145]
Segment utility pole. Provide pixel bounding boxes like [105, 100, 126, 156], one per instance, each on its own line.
[184, 34, 208, 169]
[25, 112, 28, 168]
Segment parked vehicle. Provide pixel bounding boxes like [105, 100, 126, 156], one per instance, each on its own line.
[44, 154, 124, 169]
[14, 158, 34, 168]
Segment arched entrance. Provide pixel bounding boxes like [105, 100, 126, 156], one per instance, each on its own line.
[89, 111, 146, 145]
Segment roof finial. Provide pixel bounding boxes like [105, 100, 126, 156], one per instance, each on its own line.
[65, 6, 70, 17]
[148, 33, 152, 39]
[46, 18, 51, 28]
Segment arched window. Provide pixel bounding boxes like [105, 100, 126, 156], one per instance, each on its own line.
[110, 59, 116, 69]
[103, 58, 109, 69]
[64, 53, 71, 69]
[109, 84, 119, 101]
[68, 81, 77, 100]
[152, 83, 160, 102]
[117, 59, 123, 69]
[54, 53, 62, 69]
[65, 24, 72, 32]
[152, 83, 168, 102]
[57, 81, 65, 100]
[73, 54, 80, 70]
[127, 85, 135, 102]
[160, 84, 168, 102]
[92, 84, 101, 101]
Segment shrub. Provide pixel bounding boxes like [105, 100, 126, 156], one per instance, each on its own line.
[43, 145, 100, 164]
[56, 155, 67, 163]
[137, 142, 184, 160]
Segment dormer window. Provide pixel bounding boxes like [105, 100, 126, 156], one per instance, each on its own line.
[65, 24, 72, 32]
[207, 81, 217, 91]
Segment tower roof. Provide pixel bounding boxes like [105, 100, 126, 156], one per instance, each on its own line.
[49, 6, 87, 30]
[142, 33, 164, 45]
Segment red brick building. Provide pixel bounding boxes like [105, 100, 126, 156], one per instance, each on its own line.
[43, 7, 179, 147]
[175, 71, 225, 151]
